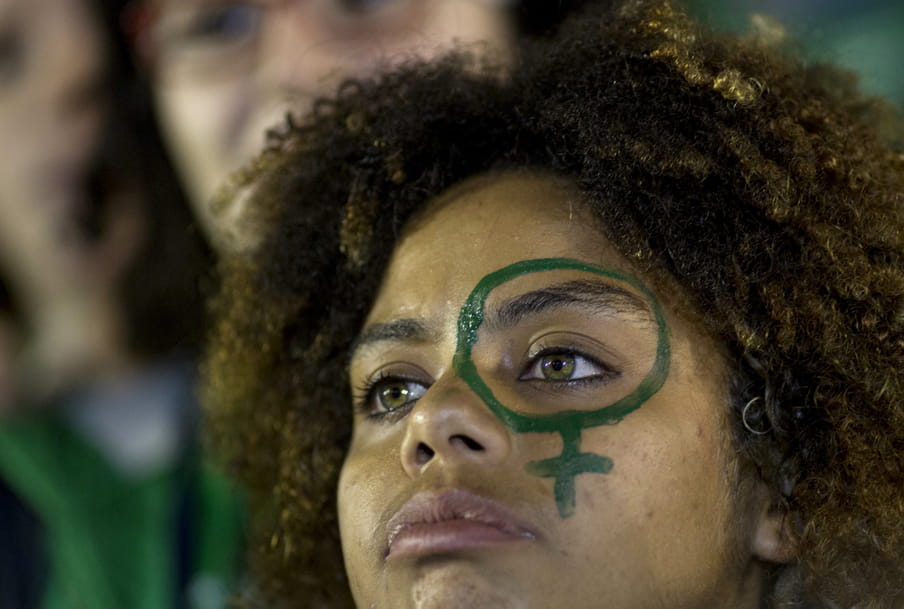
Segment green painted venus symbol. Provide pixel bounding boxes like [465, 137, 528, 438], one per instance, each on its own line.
[451, 258, 671, 518]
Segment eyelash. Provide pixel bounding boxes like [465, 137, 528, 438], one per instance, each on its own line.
[354, 347, 618, 422]
[520, 345, 618, 388]
[353, 372, 426, 422]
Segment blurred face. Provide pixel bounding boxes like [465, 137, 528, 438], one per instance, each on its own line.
[0, 0, 147, 401]
[0, 0, 118, 303]
[143, 0, 513, 249]
[340, 174, 779, 609]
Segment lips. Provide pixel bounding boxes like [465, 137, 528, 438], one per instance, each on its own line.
[385, 488, 537, 559]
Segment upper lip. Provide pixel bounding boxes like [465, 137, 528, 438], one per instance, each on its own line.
[385, 488, 537, 555]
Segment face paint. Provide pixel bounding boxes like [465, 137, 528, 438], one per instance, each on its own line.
[452, 258, 671, 517]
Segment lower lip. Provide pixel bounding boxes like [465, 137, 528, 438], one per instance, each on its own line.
[388, 520, 532, 559]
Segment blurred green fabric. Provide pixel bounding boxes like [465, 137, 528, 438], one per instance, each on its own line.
[686, 0, 904, 109]
[0, 415, 244, 609]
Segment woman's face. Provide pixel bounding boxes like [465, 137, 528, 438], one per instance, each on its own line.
[0, 0, 137, 304]
[340, 173, 784, 609]
[145, 0, 512, 249]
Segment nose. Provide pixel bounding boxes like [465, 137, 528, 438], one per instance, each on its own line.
[400, 374, 512, 478]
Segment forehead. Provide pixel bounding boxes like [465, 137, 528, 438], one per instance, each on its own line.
[365, 172, 641, 325]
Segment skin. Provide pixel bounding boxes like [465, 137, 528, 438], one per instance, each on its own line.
[340, 173, 792, 609]
[450, 257, 673, 517]
[0, 0, 141, 407]
[145, 0, 513, 250]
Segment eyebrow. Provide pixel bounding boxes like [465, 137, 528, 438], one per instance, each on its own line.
[350, 279, 653, 362]
[349, 318, 436, 363]
[484, 279, 653, 331]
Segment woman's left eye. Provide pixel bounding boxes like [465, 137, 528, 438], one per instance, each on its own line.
[519, 349, 612, 383]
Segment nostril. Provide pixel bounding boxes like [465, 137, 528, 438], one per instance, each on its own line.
[415, 442, 435, 465]
[452, 434, 484, 452]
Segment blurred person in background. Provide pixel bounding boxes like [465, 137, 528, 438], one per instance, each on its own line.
[0, 0, 243, 608]
[0, 0, 115, 409]
[132, 0, 903, 254]
[130, 0, 592, 250]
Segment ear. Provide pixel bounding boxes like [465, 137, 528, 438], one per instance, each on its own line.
[750, 492, 798, 564]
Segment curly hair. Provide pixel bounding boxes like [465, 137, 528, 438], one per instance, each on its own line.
[203, 1, 904, 607]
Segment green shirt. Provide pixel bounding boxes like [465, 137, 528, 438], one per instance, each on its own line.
[0, 414, 243, 609]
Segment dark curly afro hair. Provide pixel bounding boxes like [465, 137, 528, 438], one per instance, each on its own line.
[203, 1, 904, 607]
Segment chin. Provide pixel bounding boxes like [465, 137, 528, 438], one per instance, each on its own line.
[372, 561, 530, 609]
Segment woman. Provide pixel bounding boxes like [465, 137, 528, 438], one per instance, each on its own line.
[203, 0, 904, 607]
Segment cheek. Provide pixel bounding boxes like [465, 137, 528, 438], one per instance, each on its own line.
[338, 441, 402, 560]
[337, 444, 400, 604]
[159, 86, 228, 147]
[337, 452, 370, 545]
[581, 412, 741, 576]
[337, 456, 366, 585]
[612, 399, 735, 518]
[418, 1, 512, 57]
[154, 81, 251, 182]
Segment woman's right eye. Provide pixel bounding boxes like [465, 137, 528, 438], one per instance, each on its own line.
[361, 377, 428, 416]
